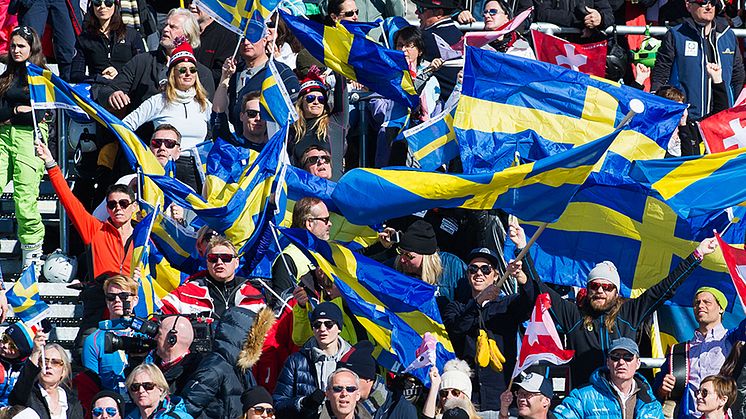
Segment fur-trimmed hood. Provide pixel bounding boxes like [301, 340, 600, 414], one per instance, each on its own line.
[213, 306, 275, 367]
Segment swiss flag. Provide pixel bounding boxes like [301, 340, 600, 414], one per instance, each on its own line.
[715, 233, 746, 313]
[531, 30, 607, 77]
[512, 293, 575, 378]
[699, 105, 746, 153]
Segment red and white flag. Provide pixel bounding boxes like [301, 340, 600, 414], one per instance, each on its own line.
[531, 30, 607, 77]
[715, 233, 746, 314]
[512, 293, 575, 378]
[699, 105, 746, 153]
[453, 7, 533, 52]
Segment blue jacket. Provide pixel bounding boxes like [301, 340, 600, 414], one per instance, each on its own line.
[0, 357, 26, 407]
[125, 396, 193, 419]
[554, 368, 663, 419]
[82, 319, 132, 392]
[437, 251, 467, 301]
[651, 17, 745, 120]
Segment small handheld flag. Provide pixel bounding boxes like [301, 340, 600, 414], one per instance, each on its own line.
[6, 263, 51, 326]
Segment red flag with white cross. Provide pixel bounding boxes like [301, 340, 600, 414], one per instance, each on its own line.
[699, 105, 746, 153]
[531, 30, 607, 77]
[715, 233, 746, 315]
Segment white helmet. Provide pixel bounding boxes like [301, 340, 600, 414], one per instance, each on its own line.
[67, 120, 97, 153]
[42, 250, 77, 283]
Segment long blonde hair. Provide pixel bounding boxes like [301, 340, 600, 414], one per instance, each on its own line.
[394, 252, 443, 285]
[292, 97, 331, 143]
[165, 65, 209, 112]
[440, 393, 481, 419]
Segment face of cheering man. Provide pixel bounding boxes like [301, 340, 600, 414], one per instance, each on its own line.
[206, 244, 239, 283]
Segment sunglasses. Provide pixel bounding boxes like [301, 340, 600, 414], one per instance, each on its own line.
[340, 9, 359, 17]
[468, 264, 493, 275]
[588, 281, 616, 293]
[150, 138, 180, 149]
[107, 199, 132, 210]
[1, 334, 18, 351]
[697, 388, 711, 398]
[439, 388, 463, 398]
[305, 94, 327, 104]
[483, 8, 505, 16]
[396, 247, 416, 261]
[92, 407, 118, 418]
[207, 253, 236, 264]
[608, 352, 636, 362]
[244, 109, 260, 118]
[304, 155, 331, 166]
[44, 358, 65, 368]
[92, 0, 115, 6]
[331, 385, 358, 393]
[105, 292, 133, 302]
[312, 320, 336, 330]
[130, 382, 157, 392]
[177, 66, 198, 75]
[689, 0, 718, 6]
[251, 406, 275, 416]
[309, 216, 331, 225]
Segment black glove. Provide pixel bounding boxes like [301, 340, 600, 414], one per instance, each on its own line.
[300, 389, 326, 410]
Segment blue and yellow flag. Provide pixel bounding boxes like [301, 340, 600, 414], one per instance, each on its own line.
[26, 64, 85, 114]
[404, 91, 459, 171]
[260, 59, 299, 126]
[629, 148, 746, 219]
[332, 128, 620, 226]
[148, 126, 287, 254]
[139, 200, 202, 276]
[280, 10, 418, 109]
[6, 264, 50, 325]
[204, 138, 258, 199]
[454, 47, 686, 175]
[282, 228, 454, 383]
[194, 0, 279, 43]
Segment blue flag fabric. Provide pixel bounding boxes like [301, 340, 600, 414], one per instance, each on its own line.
[282, 228, 454, 383]
[454, 47, 686, 175]
[629, 147, 746, 219]
[6, 264, 50, 325]
[280, 10, 418, 109]
[26, 64, 85, 114]
[260, 59, 299, 126]
[404, 91, 459, 171]
[332, 128, 620, 226]
[194, 0, 279, 43]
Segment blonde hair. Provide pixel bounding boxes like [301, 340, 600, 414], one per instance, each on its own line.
[394, 252, 443, 285]
[126, 363, 170, 401]
[166, 65, 209, 112]
[43, 344, 72, 386]
[103, 274, 138, 295]
[441, 397, 481, 419]
[292, 98, 331, 143]
[207, 236, 237, 256]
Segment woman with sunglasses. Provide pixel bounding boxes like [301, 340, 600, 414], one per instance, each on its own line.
[9, 331, 84, 418]
[325, 0, 360, 23]
[125, 363, 193, 419]
[91, 391, 125, 419]
[123, 40, 211, 152]
[422, 360, 481, 419]
[697, 375, 737, 419]
[481, 0, 535, 59]
[0, 26, 49, 273]
[70, 0, 144, 83]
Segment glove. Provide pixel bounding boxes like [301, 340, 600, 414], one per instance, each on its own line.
[300, 389, 326, 411]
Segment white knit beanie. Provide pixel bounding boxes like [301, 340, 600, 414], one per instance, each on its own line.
[587, 261, 621, 290]
[440, 359, 473, 399]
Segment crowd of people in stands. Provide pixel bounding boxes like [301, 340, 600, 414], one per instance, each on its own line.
[0, 0, 743, 417]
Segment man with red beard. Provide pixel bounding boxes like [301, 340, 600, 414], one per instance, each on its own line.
[510, 223, 718, 387]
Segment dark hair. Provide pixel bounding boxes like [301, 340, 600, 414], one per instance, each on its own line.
[241, 91, 262, 110]
[394, 26, 425, 63]
[153, 123, 182, 143]
[84, 0, 127, 43]
[656, 85, 686, 103]
[105, 184, 136, 202]
[292, 197, 324, 228]
[485, 0, 514, 19]
[0, 26, 46, 96]
[326, 0, 347, 16]
[274, 13, 303, 53]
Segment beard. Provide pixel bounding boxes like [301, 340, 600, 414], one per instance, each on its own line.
[589, 295, 618, 313]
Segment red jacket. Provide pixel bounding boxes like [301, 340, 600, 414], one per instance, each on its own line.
[49, 166, 133, 278]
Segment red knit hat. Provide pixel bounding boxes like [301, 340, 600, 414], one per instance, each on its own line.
[168, 37, 196, 69]
[299, 66, 327, 97]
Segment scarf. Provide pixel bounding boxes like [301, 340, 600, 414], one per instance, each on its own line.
[174, 87, 197, 104]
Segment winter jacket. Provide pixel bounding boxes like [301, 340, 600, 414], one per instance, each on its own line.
[0, 75, 45, 126]
[194, 21, 238, 88]
[436, 252, 468, 302]
[530, 252, 702, 387]
[8, 360, 85, 419]
[70, 26, 145, 83]
[160, 273, 266, 321]
[157, 352, 203, 397]
[554, 368, 663, 419]
[372, 391, 418, 419]
[530, 0, 614, 32]
[125, 396, 194, 419]
[0, 356, 27, 406]
[319, 402, 373, 419]
[253, 304, 299, 393]
[442, 272, 536, 411]
[273, 337, 352, 419]
[81, 318, 132, 392]
[651, 17, 745, 120]
[180, 307, 271, 419]
[94, 48, 215, 111]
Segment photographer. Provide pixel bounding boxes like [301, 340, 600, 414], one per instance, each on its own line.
[82, 275, 141, 395]
[152, 316, 202, 396]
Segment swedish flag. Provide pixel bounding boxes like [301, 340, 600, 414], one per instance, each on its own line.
[332, 128, 620, 226]
[282, 228, 454, 383]
[26, 64, 85, 114]
[454, 47, 686, 175]
[194, 0, 278, 43]
[6, 264, 50, 325]
[405, 92, 459, 171]
[630, 148, 746, 219]
[204, 138, 258, 199]
[139, 200, 202, 276]
[260, 59, 299, 126]
[280, 10, 418, 109]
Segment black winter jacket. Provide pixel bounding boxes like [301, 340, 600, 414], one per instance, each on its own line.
[94, 48, 216, 110]
[530, 253, 702, 387]
[70, 26, 145, 83]
[373, 391, 418, 419]
[158, 351, 203, 397]
[194, 21, 239, 88]
[8, 360, 85, 419]
[180, 307, 258, 419]
[531, 0, 614, 31]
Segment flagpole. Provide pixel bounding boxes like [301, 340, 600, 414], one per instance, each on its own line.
[268, 223, 297, 312]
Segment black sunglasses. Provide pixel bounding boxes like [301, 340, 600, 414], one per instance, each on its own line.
[244, 109, 260, 118]
[107, 199, 131, 210]
[309, 216, 331, 224]
[608, 352, 635, 362]
[688, 0, 718, 6]
[331, 385, 358, 393]
[304, 155, 331, 166]
[305, 94, 327, 104]
[312, 320, 336, 330]
[129, 382, 157, 392]
[105, 292, 134, 302]
[340, 9, 359, 17]
[150, 138, 180, 149]
[177, 66, 198, 75]
[467, 264, 493, 275]
[207, 253, 236, 263]
[483, 8, 504, 15]
[92, 0, 115, 7]
[252, 406, 275, 415]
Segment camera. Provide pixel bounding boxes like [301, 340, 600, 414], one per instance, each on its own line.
[104, 334, 157, 353]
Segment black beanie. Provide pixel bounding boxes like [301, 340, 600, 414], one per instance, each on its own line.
[399, 220, 437, 255]
[311, 302, 344, 330]
[338, 340, 377, 380]
[241, 386, 274, 413]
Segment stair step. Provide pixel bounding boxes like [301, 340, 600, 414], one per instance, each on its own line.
[0, 200, 58, 215]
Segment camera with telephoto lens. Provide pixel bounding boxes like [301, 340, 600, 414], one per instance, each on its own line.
[103, 315, 160, 354]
